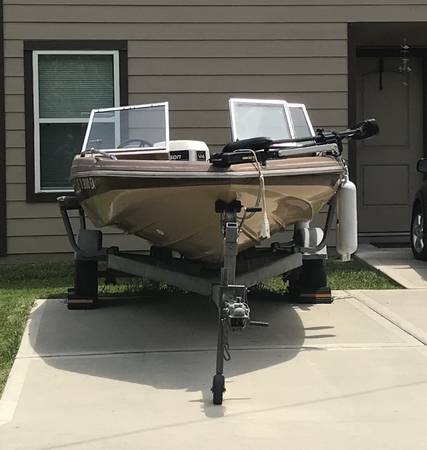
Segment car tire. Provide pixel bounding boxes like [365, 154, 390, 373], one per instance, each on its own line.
[411, 198, 427, 260]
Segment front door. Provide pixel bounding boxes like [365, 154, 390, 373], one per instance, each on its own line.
[355, 57, 423, 236]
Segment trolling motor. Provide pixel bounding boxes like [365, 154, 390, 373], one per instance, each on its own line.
[210, 119, 379, 167]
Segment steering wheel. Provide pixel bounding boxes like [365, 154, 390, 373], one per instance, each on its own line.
[118, 138, 153, 149]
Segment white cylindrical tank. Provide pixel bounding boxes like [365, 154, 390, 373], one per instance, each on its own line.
[336, 175, 358, 261]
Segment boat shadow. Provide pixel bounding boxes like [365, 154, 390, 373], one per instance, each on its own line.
[29, 294, 332, 417]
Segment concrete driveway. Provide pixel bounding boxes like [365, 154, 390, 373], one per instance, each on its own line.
[1, 290, 427, 449]
[357, 244, 427, 288]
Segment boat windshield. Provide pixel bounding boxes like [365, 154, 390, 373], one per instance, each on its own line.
[229, 98, 314, 143]
[288, 103, 315, 138]
[82, 102, 169, 154]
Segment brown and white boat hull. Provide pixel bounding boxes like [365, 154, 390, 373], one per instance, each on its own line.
[71, 155, 345, 263]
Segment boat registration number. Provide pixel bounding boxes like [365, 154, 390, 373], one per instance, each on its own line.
[75, 177, 96, 193]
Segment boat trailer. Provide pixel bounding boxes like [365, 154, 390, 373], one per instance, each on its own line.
[58, 195, 333, 405]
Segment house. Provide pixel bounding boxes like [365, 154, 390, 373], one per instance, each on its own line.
[0, 1, 426, 260]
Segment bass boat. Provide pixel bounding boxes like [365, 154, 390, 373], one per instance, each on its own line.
[70, 99, 374, 263]
[61, 98, 379, 405]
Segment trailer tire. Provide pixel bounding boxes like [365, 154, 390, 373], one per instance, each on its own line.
[212, 374, 225, 405]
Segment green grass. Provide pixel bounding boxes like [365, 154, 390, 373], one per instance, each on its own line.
[257, 258, 399, 294]
[327, 259, 399, 290]
[0, 257, 398, 395]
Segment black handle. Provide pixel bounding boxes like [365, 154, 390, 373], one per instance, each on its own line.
[250, 321, 269, 327]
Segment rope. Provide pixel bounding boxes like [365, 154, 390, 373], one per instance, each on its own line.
[243, 150, 271, 239]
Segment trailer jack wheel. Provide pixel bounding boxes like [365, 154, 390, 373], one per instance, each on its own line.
[212, 374, 225, 405]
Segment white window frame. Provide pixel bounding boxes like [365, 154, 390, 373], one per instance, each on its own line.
[32, 50, 120, 193]
[229, 98, 296, 142]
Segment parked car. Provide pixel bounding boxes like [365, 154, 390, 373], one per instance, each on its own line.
[411, 159, 427, 260]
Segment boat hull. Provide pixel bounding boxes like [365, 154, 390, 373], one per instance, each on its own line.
[71, 156, 345, 263]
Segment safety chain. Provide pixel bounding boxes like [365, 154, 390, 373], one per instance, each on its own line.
[221, 316, 232, 361]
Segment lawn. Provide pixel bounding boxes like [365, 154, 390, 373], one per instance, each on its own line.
[0, 258, 398, 395]
[258, 259, 399, 293]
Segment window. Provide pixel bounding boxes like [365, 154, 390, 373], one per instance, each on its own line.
[33, 51, 119, 193]
[25, 42, 127, 201]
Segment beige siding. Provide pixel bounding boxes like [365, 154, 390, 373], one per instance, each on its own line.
[127, 74, 348, 93]
[3, 0, 427, 4]
[127, 40, 348, 58]
[4, 22, 347, 40]
[2, 1, 426, 255]
[5, 4, 427, 23]
[5, 94, 24, 112]
[130, 92, 348, 110]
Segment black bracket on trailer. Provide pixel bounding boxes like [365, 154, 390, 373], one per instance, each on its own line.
[57, 195, 109, 309]
[57, 195, 108, 260]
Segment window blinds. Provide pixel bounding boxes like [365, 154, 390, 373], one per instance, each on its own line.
[38, 54, 115, 119]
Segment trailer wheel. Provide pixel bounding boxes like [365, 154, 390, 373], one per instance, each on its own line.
[211, 374, 225, 405]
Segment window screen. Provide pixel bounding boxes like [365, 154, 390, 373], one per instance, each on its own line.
[38, 54, 114, 119]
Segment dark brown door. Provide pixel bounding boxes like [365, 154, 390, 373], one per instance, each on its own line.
[355, 57, 423, 235]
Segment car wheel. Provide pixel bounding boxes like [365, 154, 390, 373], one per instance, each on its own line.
[411, 199, 427, 260]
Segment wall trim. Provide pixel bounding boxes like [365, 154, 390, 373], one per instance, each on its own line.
[0, 0, 6, 256]
[24, 40, 128, 203]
